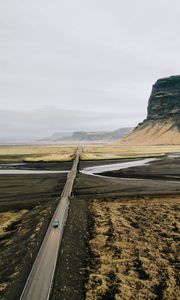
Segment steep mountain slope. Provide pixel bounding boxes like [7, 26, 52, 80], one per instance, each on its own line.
[120, 75, 180, 145]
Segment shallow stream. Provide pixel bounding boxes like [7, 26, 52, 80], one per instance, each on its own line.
[0, 158, 157, 176]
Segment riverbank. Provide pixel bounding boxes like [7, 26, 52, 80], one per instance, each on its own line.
[0, 161, 71, 300]
[98, 156, 180, 181]
[50, 156, 180, 299]
[1, 156, 180, 299]
[51, 193, 180, 300]
[86, 196, 180, 300]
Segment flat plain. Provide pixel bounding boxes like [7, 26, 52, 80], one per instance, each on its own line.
[86, 197, 180, 300]
[51, 154, 180, 300]
[0, 145, 76, 163]
[0, 148, 72, 300]
[0, 145, 180, 300]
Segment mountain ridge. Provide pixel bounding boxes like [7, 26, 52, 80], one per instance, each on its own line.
[41, 127, 133, 143]
[119, 75, 180, 145]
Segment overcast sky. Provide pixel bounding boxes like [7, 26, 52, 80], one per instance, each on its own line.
[1, 0, 180, 138]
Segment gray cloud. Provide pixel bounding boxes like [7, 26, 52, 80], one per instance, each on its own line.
[0, 106, 140, 138]
[0, 0, 180, 137]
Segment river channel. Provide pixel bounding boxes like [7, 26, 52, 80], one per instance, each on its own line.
[0, 158, 157, 176]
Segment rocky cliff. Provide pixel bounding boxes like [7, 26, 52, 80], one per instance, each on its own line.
[147, 75, 180, 125]
[119, 75, 180, 145]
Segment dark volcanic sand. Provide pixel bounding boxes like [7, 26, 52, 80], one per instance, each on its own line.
[0, 161, 72, 171]
[99, 157, 180, 181]
[1, 158, 180, 299]
[50, 197, 89, 300]
[0, 173, 67, 209]
[0, 202, 58, 300]
[0, 161, 72, 300]
[50, 157, 180, 300]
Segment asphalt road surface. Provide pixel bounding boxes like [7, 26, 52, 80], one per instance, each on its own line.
[20, 151, 80, 300]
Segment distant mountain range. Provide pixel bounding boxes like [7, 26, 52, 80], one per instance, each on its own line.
[0, 128, 133, 145]
[119, 75, 180, 145]
[41, 128, 133, 143]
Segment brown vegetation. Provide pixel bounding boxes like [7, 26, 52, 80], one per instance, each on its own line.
[81, 145, 180, 160]
[0, 161, 70, 299]
[0, 210, 28, 237]
[86, 197, 180, 300]
[118, 121, 180, 146]
[0, 145, 76, 162]
[0, 204, 56, 300]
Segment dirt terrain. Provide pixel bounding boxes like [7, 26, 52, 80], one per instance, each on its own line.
[51, 197, 89, 300]
[86, 197, 180, 300]
[0, 161, 71, 300]
[0, 204, 57, 300]
[51, 157, 180, 300]
[75, 173, 180, 199]
[0, 156, 180, 299]
[100, 157, 180, 181]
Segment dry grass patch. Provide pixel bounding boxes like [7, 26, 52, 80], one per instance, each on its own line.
[0, 210, 28, 237]
[0, 210, 29, 293]
[0, 145, 77, 162]
[86, 197, 180, 300]
[119, 121, 180, 146]
[0, 204, 56, 299]
[81, 145, 180, 160]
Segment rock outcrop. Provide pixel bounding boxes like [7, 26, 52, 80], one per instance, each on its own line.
[147, 75, 180, 125]
[119, 75, 180, 145]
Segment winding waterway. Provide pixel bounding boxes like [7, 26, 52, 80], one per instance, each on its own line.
[0, 158, 156, 175]
[0, 163, 69, 174]
[0, 169, 69, 174]
[80, 158, 157, 177]
[0, 157, 179, 183]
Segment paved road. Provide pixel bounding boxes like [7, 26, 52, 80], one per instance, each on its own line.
[20, 150, 80, 300]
